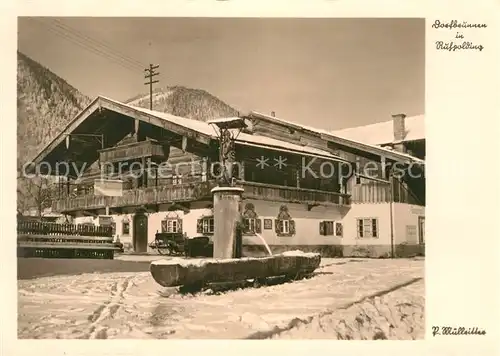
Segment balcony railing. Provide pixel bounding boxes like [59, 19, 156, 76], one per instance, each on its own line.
[238, 181, 351, 206]
[99, 140, 165, 163]
[52, 181, 215, 212]
[351, 182, 391, 203]
[350, 180, 423, 205]
[52, 180, 352, 213]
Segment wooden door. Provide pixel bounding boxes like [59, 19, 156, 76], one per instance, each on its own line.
[133, 213, 148, 253]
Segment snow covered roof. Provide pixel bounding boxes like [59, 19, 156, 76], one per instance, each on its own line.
[248, 111, 424, 164]
[101, 96, 216, 137]
[111, 101, 422, 164]
[101, 97, 345, 162]
[236, 132, 349, 163]
[33, 95, 423, 168]
[331, 115, 425, 145]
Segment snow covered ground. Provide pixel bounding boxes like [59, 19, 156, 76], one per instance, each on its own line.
[18, 258, 424, 339]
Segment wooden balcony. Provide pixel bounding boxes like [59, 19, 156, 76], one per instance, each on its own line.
[238, 181, 351, 207]
[53, 179, 351, 214]
[350, 180, 424, 205]
[52, 181, 215, 213]
[99, 140, 165, 163]
[52, 194, 109, 212]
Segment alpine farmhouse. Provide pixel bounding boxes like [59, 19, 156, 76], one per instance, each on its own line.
[29, 96, 425, 258]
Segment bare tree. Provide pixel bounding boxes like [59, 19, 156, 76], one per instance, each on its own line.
[17, 174, 54, 217]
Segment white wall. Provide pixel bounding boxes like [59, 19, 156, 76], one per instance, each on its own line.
[341, 203, 392, 246]
[241, 199, 345, 246]
[73, 200, 425, 252]
[74, 207, 213, 250]
[393, 203, 425, 245]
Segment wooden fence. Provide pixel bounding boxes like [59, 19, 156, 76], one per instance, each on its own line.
[17, 220, 118, 259]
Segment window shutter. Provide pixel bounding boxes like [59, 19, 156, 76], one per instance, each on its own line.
[178, 219, 183, 233]
[211, 218, 215, 233]
[275, 219, 281, 234]
[289, 220, 296, 235]
[161, 220, 167, 233]
[196, 219, 203, 233]
[335, 222, 343, 237]
[255, 219, 262, 233]
[357, 219, 363, 238]
[372, 219, 378, 238]
[319, 221, 325, 235]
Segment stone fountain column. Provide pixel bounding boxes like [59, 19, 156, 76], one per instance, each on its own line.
[211, 186, 244, 259]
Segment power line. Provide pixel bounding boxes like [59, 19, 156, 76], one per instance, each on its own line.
[41, 18, 145, 71]
[48, 18, 147, 69]
[144, 64, 160, 110]
[26, 18, 166, 105]
[29, 18, 144, 73]
[32, 18, 142, 73]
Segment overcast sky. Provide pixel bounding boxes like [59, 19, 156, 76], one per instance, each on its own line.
[18, 17, 424, 130]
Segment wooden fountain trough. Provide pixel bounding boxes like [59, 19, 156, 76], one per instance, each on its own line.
[150, 251, 321, 288]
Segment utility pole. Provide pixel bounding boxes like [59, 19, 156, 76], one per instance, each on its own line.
[144, 64, 160, 110]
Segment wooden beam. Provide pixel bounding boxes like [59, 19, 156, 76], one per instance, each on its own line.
[381, 155, 387, 179]
[82, 210, 98, 217]
[181, 136, 188, 152]
[31, 98, 101, 165]
[144, 204, 159, 213]
[109, 207, 123, 215]
[306, 203, 319, 211]
[168, 202, 191, 213]
[100, 99, 212, 145]
[134, 118, 140, 138]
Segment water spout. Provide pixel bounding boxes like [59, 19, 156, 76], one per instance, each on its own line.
[254, 233, 273, 256]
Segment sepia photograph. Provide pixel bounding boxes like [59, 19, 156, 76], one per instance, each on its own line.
[16, 16, 426, 339]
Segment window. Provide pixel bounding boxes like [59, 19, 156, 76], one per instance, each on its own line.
[245, 218, 256, 232]
[122, 221, 130, 235]
[161, 212, 183, 234]
[355, 174, 362, 185]
[203, 218, 214, 233]
[281, 219, 290, 234]
[275, 205, 296, 237]
[320, 221, 334, 235]
[356, 218, 378, 238]
[172, 175, 183, 185]
[242, 203, 262, 234]
[197, 216, 214, 234]
[320, 221, 343, 237]
[162, 219, 179, 233]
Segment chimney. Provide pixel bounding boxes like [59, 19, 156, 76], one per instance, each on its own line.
[392, 113, 406, 142]
[271, 111, 276, 117]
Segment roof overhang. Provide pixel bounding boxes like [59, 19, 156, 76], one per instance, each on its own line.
[28, 96, 215, 175]
[319, 133, 425, 165]
[207, 117, 247, 130]
[27, 96, 423, 181]
[235, 140, 350, 164]
[246, 111, 424, 165]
